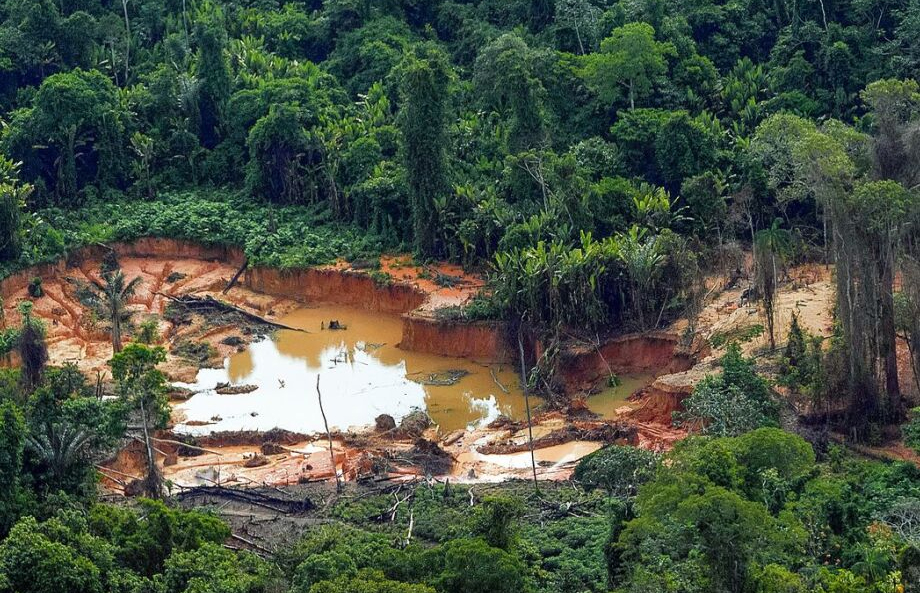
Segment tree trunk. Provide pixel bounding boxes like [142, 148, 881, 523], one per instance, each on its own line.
[517, 325, 539, 495]
[121, 0, 131, 84]
[316, 375, 341, 492]
[139, 397, 161, 498]
[112, 314, 123, 353]
[880, 251, 901, 418]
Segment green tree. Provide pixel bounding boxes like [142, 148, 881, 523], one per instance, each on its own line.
[159, 542, 280, 593]
[310, 569, 435, 593]
[554, 0, 602, 55]
[0, 515, 109, 593]
[1, 69, 128, 206]
[88, 500, 229, 578]
[754, 219, 793, 350]
[584, 22, 674, 110]
[676, 344, 777, 436]
[573, 444, 659, 498]
[0, 157, 31, 262]
[109, 343, 169, 498]
[17, 301, 47, 393]
[653, 112, 717, 191]
[0, 401, 25, 535]
[246, 104, 314, 204]
[472, 496, 522, 550]
[397, 44, 450, 258]
[24, 365, 126, 494]
[430, 538, 526, 593]
[194, 14, 231, 149]
[474, 34, 546, 153]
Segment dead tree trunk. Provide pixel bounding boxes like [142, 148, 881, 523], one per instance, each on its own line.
[517, 324, 540, 495]
[316, 375, 341, 492]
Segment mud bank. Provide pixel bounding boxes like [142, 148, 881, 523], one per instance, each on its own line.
[556, 333, 700, 394]
[3, 238, 708, 491]
[244, 267, 426, 314]
[2, 238, 698, 379]
[399, 315, 511, 362]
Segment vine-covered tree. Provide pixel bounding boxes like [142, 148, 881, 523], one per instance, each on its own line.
[397, 43, 450, 258]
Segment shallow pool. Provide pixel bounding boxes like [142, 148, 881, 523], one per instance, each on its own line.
[173, 305, 527, 435]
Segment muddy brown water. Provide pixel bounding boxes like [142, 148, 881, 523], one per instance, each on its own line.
[584, 374, 657, 417]
[174, 305, 656, 435]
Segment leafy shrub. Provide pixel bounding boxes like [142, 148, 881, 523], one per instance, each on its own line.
[573, 445, 659, 498]
[778, 314, 824, 399]
[675, 344, 778, 436]
[26, 277, 42, 298]
[135, 318, 159, 345]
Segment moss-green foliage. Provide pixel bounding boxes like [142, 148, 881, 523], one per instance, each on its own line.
[609, 430, 919, 592]
[572, 445, 659, 498]
[676, 343, 779, 436]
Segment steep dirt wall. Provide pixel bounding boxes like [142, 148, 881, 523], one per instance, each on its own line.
[556, 333, 696, 394]
[113, 238, 245, 264]
[399, 315, 512, 362]
[244, 267, 426, 314]
[0, 239, 244, 297]
[627, 380, 694, 425]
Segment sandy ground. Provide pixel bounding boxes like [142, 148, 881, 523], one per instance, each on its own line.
[3, 254, 302, 382]
[651, 263, 836, 395]
[358, 255, 486, 313]
[14, 248, 875, 492]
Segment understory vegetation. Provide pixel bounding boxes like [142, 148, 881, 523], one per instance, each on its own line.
[1, 0, 920, 591]
[0, 354, 918, 593]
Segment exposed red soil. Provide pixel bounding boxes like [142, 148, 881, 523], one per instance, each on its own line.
[556, 332, 701, 394]
[399, 316, 512, 362]
[244, 267, 426, 315]
[3, 238, 726, 492]
[2, 241, 308, 382]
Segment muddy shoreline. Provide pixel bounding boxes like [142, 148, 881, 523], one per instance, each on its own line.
[2, 238, 705, 491]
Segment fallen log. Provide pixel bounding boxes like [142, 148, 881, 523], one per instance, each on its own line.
[223, 259, 249, 294]
[176, 485, 314, 513]
[151, 437, 225, 456]
[155, 292, 306, 332]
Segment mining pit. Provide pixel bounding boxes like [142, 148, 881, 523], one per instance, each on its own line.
[0, 238, 841, 493]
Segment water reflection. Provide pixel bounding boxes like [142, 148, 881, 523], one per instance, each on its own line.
[174, 306, 527, 435]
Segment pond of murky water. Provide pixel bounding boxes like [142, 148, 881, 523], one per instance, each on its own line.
[584, 374, 656, 417]
[173, 305, 656, 436]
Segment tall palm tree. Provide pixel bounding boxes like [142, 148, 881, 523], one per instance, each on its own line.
[754, 219, 792, 350]
[83, 265, 143, 353]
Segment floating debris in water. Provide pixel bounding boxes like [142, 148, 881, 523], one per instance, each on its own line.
[356, 341, 385, 352]
[214, 382, 258, 395]
[408, 369, 470, 386]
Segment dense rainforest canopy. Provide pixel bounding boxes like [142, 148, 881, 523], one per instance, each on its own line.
[1, 0, 920, 591]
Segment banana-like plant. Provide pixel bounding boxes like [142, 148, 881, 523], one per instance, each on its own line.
[78, 265, 143, 353]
